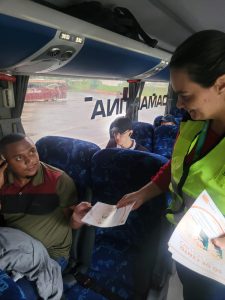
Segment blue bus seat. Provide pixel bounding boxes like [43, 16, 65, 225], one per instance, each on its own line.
[66, 283, 108, 300]
[153, 115, 163, 127]
[153, 125, 179, 158]
[35, 136, 100, 274]
[132, 121, 154, 151]
[66, 148, 168, 300]
[0, 270, 26, 300]
[36, 135, 100, 201]
[169, 107, 188, 125]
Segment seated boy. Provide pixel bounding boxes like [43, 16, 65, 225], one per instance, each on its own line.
[106, 116, 148, 151]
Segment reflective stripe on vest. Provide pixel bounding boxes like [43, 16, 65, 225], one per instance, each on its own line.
[167, 120, 225, 224]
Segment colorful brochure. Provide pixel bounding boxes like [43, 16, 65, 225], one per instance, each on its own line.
[168, 190, 225, 285]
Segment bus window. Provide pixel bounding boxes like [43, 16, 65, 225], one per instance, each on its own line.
[25, 78, 68, 102]
[138, 82, 168, 124]
[22, 77, 128, 148]
[22, 77, 169, 148]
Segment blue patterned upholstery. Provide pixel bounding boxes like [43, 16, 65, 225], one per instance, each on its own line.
[36, 136, 100, 285]
[66, 283, 107, 300]
[153, 125, 179, 158]
[153, 115, 163, 127]
[36, 136, 100, 201]
[170, 108, 188, 124]
[131, 121, 154, 151]
[66, 149, 168, 300]
[0, 270, 26, 300]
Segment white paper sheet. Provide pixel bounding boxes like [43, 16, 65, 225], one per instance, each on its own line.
[81, 201, 134, 227]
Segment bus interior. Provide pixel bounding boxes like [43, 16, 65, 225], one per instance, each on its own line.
[0, 0, 224, 299]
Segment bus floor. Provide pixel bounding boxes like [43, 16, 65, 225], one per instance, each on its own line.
[166, 272, 183, 300]
[147, 271, 183, 300]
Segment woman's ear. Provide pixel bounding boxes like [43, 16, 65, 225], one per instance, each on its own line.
[215, 74, 225, 95]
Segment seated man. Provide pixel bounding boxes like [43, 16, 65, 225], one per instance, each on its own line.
[0, 133, 91, 267]
[160, 114, 177, 126]
[106, 116, 148, 151]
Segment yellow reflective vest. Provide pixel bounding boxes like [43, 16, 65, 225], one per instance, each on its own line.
[167, 120, 225, 225]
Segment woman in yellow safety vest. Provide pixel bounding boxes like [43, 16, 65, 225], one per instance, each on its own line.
[117, 30, 225, 300]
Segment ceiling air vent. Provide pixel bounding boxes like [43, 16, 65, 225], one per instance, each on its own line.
[9, 30, 84, 74]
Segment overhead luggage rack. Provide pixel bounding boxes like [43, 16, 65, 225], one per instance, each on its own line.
[0, 0, 171, 80]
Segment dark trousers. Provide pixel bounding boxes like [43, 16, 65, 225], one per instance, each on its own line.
[176, 262, 225, 300]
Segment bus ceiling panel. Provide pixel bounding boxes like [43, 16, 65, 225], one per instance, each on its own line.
[6, 28, 85, 74]
[48, 39, 168, 79]
[0, 13, 85, 74]
[156, 0, 225, 33]
[144, 66, 170, 82]
[0, 14, 56, 69]
[5, 29, 169, 79]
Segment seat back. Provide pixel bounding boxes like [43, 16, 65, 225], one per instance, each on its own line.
[153, 125, 179, 158]
[153, 115, 163, 127]
[36, 136, 100, 272]
[170, 107, 188, 124]
[131, 121, 154, 151]
[36, 135, 100, 201]
[0, 270, 26, 300]
[67, 148, 168, 300]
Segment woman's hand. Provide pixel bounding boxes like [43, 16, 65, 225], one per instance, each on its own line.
[70, 202, 92, 229]
[117, 190, 145, 210]
[117, 181, 162, 210]
[212, 235, 225, 249]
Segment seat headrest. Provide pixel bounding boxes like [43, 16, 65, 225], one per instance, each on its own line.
[36, 136, 100, 200]
[91, 148, 167, 204]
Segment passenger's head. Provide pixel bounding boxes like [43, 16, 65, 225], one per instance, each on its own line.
[109, 116, 133, 148]
[169, 30, 225, 121]
[0, 133, 40, 179]
[160, 114, 176, 126]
